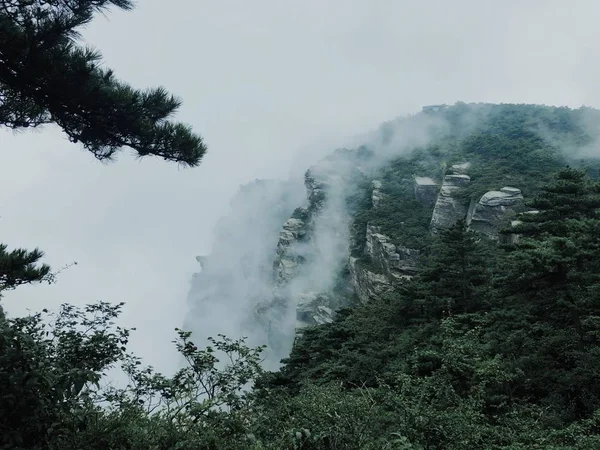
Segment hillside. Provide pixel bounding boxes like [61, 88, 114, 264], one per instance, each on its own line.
[174, 103, 600, 448]
[240, 103, 600, 357]
[5, 103, 600, 449]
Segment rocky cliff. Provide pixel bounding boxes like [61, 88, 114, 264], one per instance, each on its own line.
[467, 187, 524, 238]
[430, 164, 471, 233]
[264, 155, 533, 340]
[255, 150, 367, 352]
[182, 178, 304, 367]
[184, 103, 588, 363]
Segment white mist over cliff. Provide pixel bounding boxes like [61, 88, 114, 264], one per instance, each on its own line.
[4, 0, 600, 380]
[181, 110, 452, 366]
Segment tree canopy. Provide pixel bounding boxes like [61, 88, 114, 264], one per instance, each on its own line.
[0, 0, 206, 166]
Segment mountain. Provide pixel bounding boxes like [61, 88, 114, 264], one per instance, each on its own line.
[177, 103, 600, 448]
[185, 102, 600, 360]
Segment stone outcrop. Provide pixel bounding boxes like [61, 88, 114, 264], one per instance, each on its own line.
[183, 179, 304, 367]
[450, 162, 470, 175]
[273, 217, 308, 285]
[430, 166, 471, 233]
[265, 149, 369, 345]
[348, 224, 418, 304]
[371, 180, 384, 208]
[467, 187, 524, 238]
[414, 176, 438, 205]
[365, 224, 419, 279]
[295, 292, 335, 335]
[348, 256, 395, 304]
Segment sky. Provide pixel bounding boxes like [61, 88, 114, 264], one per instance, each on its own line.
[1, 0, 600, 375]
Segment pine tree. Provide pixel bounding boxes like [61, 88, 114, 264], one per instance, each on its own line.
[505, 167, 600, 346]
[497, 167, 600, 419]
[0, 244, 50, 296]
[0, 0, 206, 166]
[410, 219, 491, 319]
[1, 1, 209, 304]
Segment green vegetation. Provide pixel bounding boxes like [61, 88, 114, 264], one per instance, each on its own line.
[3, 14, 600, 446]
[6, 167, 600, 449]
[349, 103, 600, 259]
[0, 0, 206, 166]
[264, 169, 600, 448]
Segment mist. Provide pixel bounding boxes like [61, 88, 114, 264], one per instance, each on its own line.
[3, 0, 600, 377]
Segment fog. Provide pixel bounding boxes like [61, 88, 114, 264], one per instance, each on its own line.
[2, 0, 600, 375]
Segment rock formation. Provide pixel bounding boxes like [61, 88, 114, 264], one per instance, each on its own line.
[262, 149, 367, 349]
[430, 165, 471, 233]
[348, 256, 395, 304]
[467, 187, 524, 238]
[365, 225, 419, 279]
[371, 180, 384, 208]
[186, 145, 532, 362]
[295, 292, 335, 336]
[273, 217, 309, 286]
[183, 179, 304, 367]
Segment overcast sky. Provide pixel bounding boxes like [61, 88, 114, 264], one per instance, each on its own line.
[1, 0, 600, 374]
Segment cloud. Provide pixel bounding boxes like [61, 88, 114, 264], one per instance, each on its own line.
[2, 0, 600, 376]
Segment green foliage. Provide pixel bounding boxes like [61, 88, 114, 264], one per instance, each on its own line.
[0, 302, 130, 449]
[0, 243, 51, 295]
[5, 103, 600, 448]
[0, 0, 206, 166]
[255, 166, 600, 448]
[349, 103, 597, 259]
[348, 153, 438, 255]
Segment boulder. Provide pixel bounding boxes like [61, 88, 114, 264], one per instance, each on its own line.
[468, 187, 524, 238]
[296, 292, 335, 331]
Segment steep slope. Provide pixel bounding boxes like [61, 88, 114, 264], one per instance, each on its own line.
[184, 102, 600, 366]
[182, 178, 304, 367]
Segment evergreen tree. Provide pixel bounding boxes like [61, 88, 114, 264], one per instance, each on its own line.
[0, 244, 50, 296]
[409, 219, 491, 319]
[0, 1, 209, 309]
[497, 167, 600, 420]
[0, 0, 206, 166]
[505, 167, 600, 346]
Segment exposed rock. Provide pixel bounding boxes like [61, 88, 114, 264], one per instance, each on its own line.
[266, 150, 367, 349]
[348, 256, 395, 304]
[450, 162, 471, 175]
[467, 187, 524, 238]
[414, 176, 438, 205]
[347, 224, 418, 304]
[371, 180, 384, 208]
[365, 224, 419, 279]
[183, 179, 304, 368]
[430, 172, 471, 233]
[273, 217, 308, 285]
[296, 292, 335, 333]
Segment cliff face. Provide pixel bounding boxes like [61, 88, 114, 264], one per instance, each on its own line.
[430, 164, 471, 233]
[265, 157, 530, 340]
[257, 150, 366, 353]
[184, 156, 529, 362]
[182, 179, 304, 365]
[185, 103, 590, 363]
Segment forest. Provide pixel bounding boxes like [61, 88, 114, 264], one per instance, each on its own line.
[3, 1, 600, 449]
[3, 104, 600, 448]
